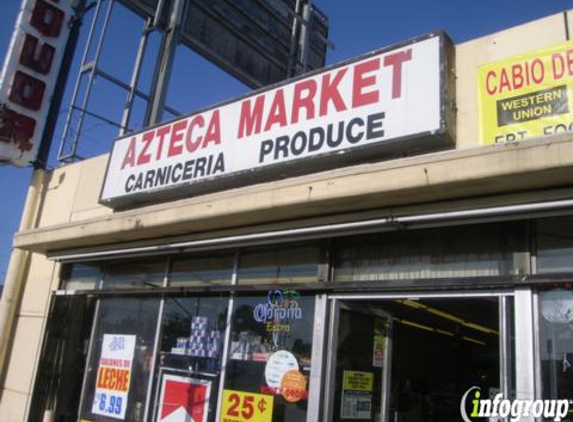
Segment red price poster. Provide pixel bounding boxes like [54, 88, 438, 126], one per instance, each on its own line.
[221, 390, 274, 422]
[157, 375, 212, 422]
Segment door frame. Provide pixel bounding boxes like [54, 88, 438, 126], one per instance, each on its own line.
[322, 290, 519, 422]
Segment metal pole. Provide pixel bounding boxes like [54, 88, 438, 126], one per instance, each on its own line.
[323, 298, 339, 422]
[514, 288, 536, 417]
[298, 1, 312, 74]
[58, 0, 105, 162]
[145, 0, 186, 126]
[286, 0, 302, 78]
[306, 294, 328, 422]
[142, 257, 170, 422]
[68, 0, 115, 161]
[76, 265, 106, 421]
[214, 251, 239, 422]
[119, 18, 152, 136]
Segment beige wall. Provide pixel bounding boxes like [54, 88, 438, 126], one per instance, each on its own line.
[3, 10, 573, 421]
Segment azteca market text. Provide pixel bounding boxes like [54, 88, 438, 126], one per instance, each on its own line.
[124, 111, 385, 193]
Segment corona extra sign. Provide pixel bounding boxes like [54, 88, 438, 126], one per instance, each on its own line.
[0, 0, 74, 167]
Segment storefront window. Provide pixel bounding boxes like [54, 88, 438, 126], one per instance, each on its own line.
[538, 289, 573, 400]
[80, 298, 160, 422]
[222, 293, 315, 422]
[103, 259, 166, 289]
[238, 244, 319, 284]
[61, 263, 102, 290]
[150, 295, 229, 422]
[170, 254, 234, 286]
[537, 217, 573, 273]
[334, 223, 521, 282]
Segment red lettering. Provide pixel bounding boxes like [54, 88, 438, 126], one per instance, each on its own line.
[121, 137, 136, 169]
[103, 367, 112, 389]
[485, 70, 497, 95]
[352, 58, 380, 108]
[19, 34, 55, 75]
[383, 49, 412, 99]
[30, 0, 65, 38]
[567, 49, 573, 76]
[264, 89, 287, 132]
[155, 125, 170, 160]
[108, 368, 117, 389]
[319, 68, 347, 116]
[531, 58, 545, 84]
[498, 69, 510, 94]
[9, 71, 45, 111]
[291, 79, 316, 124]
[168, 120, 186, 157]
[96, 367, 105, 388]
[552, 52, 565, 80]
[511, 64, 524, 90]
[185, 115, 204, 153]
[137, 130, 154, 165]
[203, 110, 221, 148]
[238, 96, 264, 138]
[0, 108, 35, 152]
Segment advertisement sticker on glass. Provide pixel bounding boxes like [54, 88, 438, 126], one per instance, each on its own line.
[156, 374, 212, 422]
[92, 334, 136, 420]
[221, 389, 274, 422]
[341, 370, 374, 420]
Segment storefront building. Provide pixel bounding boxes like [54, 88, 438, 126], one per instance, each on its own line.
[1, 10, 573, 422]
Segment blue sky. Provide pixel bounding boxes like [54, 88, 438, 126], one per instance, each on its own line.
[0, 0, 571, 283]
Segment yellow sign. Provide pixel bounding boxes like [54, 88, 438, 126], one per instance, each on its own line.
[478, 41, 573, 145]
[342, 370, 374, 392]
[221, 389, 274, 422]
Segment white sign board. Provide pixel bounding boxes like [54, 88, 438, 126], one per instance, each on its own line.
[92, 334, 136, 420]
[0, 0, 74, 167]
[101, 33, 450, 207]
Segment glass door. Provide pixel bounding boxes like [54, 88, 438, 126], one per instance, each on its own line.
[325, 295, 513, 422]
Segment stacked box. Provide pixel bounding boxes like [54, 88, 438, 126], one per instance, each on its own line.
[170, 317, 222, 358]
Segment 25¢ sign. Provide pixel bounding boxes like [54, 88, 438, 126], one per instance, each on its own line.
[221, 390, 274, 422]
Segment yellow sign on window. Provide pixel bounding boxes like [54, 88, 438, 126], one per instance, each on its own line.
[342, 370, 374, 392]
[478, 41, 573, 145]
[221, 389, 274, 422]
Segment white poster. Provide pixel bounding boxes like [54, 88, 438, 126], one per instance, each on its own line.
[92, 334, 136, 420]
[100, 34, 445, 207]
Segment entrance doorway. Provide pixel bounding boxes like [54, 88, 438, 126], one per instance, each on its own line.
[325, 295, 513, 422]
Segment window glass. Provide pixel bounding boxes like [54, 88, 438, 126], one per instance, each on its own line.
[103, 259, 166, 289]
[150, 295, 229, 422]
[334, 223, 522, 282]
[222, 292, 315, 422]
[537, 217, 573, 273]
[238, 244, 319, 284]
[538, 289, 573, 400]
[170, 254, 234, 286]
[331, 297, 509, 422]
[80, 298, 160, 422]
[61, 263, 101, 290]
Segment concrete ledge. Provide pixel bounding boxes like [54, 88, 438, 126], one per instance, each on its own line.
[14, 133, 573, 253]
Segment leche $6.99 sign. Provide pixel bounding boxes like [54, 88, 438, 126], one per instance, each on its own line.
[92, 334, 136, 420]
[100, 33, 450, 208]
